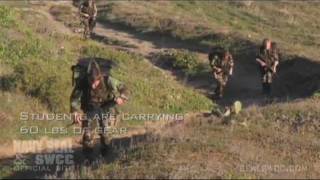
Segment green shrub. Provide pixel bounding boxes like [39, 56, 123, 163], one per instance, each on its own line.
[314, 90, 320, 98]
[0, 6, 16, 27]
[157, 49, 200, 74]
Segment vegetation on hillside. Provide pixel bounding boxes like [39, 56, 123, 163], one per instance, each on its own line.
[98, 1, 320, 59]
[0, 5, 213, 143]
[1, 1, 320, 179]
[59, 98, 320, 179]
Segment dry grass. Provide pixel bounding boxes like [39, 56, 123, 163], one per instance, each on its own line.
[59, 98, 320, 178]
[98, 1, 320, 60]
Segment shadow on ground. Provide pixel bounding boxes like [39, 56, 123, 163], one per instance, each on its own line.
[51, 0, 320, 107]
[94, 18, 320, 107]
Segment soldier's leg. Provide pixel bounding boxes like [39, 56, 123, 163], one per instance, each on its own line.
[218, 76, 226, 98]
[82, 116, 94, 155]
[97, 109, 111, 156]
[262, 70, 268, 94]
[214, 84, 220, 96]
[219, 83, 224, 98]
[265, 71, 272, 95]
[83, 18, 90, 39]
[220, 75, 229, 98]
[89, 17, 96, 35]
[215, 82, 222, 98]
[214, 74, 223, 98]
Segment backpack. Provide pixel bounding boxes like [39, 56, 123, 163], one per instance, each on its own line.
[71, 57, 116, 87]
[208, 47, 225, 61]
[71, 58, 117, 112]
[208, 47, 227, 67]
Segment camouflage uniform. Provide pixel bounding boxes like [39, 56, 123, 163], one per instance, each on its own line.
[256, 43, 279, 95]
[79, 0, 97, 39]
[209, 49, 234, 98]
[70, 65, 127, 155]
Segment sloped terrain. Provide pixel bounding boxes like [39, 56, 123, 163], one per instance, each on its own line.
[0, 1, 320, 179]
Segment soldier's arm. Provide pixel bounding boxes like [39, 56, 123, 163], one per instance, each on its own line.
[70, 83, 83, 113]
[70, 82, 84, 125]
[212, 63, 221, 72]
[210, 56, 222, 73]
[272, 60, 279, 73]
[79, 4, 89, 17]
[107, 77, 129, 102]
[229, 55, 234, 75]
[271, 51, 280, 73]
[93, 3, 98, 18]
[256, 54, 266, 67]
[208, 54, 213, 68]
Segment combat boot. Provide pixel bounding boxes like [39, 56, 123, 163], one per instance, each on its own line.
[100, 135, 111, 156]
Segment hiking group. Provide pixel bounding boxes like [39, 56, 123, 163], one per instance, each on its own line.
[72, 0, 281, 158]
[208, 38, 280, 99]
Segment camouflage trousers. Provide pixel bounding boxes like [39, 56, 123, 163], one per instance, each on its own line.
[82, 106, 112, 153]
[262, 69, 273, 84]
[81, 16, 96, 39]
[260, 67, 274, 95]
[214, 72, 229, 98]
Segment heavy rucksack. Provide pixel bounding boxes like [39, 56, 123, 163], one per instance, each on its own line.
[208, 47, 225, 61]
[71, 58, 117, 113]
[71, 57, 116, 87]
[208, 47, 227, 67]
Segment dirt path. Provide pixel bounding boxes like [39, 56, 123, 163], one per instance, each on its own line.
[94, 21, 264, 106]
[0, 0, 280, 166]
[30, 1, 270, 108]
[48, 1, 265, 107]
[0, 1, 197, 161]
[2, 2, 320, 178]
[0, 113, 191, 179]
[21, 1, 320, 106]
[0, 1, 272, 160]
[20, 2, 74, 36]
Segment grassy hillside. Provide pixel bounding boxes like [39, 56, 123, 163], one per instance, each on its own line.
[60, 97, 320, 179]
[50, 1, 320, 179]
[1, 1, 320, 179]
[0, 5, 213, 144]
[98, 1, 320, 60]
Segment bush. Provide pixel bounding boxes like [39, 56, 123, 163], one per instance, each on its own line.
[314, 90, 320, 98]
[156, 49, 199, 74]
[0, 6, 17, 28]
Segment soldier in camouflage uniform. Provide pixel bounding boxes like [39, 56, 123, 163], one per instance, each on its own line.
[256, 39, 280, 95]
[209, 48, 234, 98]
[79, 0, 97, 39]
[70, 60, 128, 156]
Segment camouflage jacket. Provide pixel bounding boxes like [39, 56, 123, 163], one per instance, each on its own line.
[80, 1, 97, 18]
[70, 76, 127, 113]
[257, 48, 279, 68]
[210, 53, 234, 75]
[270, 47, 280, 63]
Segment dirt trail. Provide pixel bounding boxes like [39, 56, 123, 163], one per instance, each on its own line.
[0, 0, 294, 160]
[21, 2, 74, 36]
[0, 113, 186, 159]
[51, 1, 266, 107]
[0, 1, 192, 160]
[0, 114, 191, 179]
[94, 21, 264, 106]
[2, 2, 320, 178]
[0, 0, 259, 161]
[4, 0, 318, 167]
